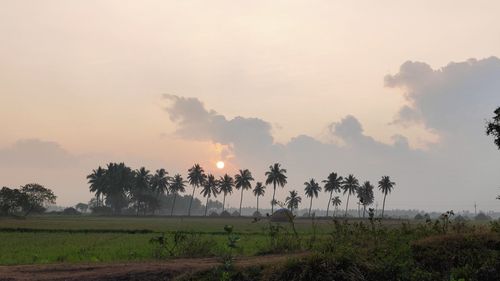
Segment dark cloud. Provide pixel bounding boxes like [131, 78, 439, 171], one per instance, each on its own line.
[385, 57, 500, 138]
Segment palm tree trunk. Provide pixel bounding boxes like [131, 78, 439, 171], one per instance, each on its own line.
[188, 186, 196, 216]
[345, 193, 350, 217]
[363, 205, 366, 218]
[205, 196, 209, 216]
[256, 195, 259, 213]
[239, 189, 244, 216]
[381, 193, 387, 218]
[326, 190, 333, 217]
[271, 183, 276, 214]
[171, 194, 177, 216]
[222, 193, 226, 212]
[309, 197, 313, 217]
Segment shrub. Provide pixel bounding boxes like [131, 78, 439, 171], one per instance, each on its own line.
[252, 211, 262, 217]
[62, 207, 80, 215]
[220, 211, 231, 217]
[209, 211, 219, 217]
[90, 206, 113, 215]
[231, 211, 240, 217]
[475, 212, 492, 221]
[411, 233, 500, 278]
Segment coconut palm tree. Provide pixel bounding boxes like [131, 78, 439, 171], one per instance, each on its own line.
[265, 163, 287, 214]
[378, 176, 395, 218]
[234, 169, 254, 216]
[342, 174, 359, 217]
[285, 190, 302, 213]
[323, 172, 343, 217]
[331, 196, 342, 217]
[132, 167, 152, 215]
[151, 169, 170, 196]
[169, 174, 186, 216]
[218, 174, 234, 212]
[187, 164, 206, 216]
[252, 182, 265, 213]
[200, 174, 219, 216]
[304, 179, 321, 217]
[87, 166, 106, 207]
[357, 181, 374, 218]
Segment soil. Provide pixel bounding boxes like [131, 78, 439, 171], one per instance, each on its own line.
[0, 253, 306, 281]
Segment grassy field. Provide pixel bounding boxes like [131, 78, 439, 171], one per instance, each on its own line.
[0, 215, 335, 265]
[1, 215, 499, 280]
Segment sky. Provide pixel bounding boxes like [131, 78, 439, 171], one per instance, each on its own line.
[1, 1, 500, 212]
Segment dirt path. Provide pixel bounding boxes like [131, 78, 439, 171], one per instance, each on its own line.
[0, 253, 307, 281]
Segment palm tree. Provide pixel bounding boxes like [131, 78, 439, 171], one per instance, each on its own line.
[265, 163, 287, 214]
[323, 172, 343, 217]
[304, 179, 321, 217]
[378, 176, 395, 218]
[358, 181, 374, 218]
[234, 169, 254, 216]
[87, 166, 106, 207]
[285, 190, 302, 213]
[151, 169, 170, 196]
[218, 174, 234, 212]
[132, 167, 152, 215]
[252, 182, 265, 213]
[342, 174, 359, 217]
[187, 164, 206, 216]
[200, 174, 219, 216]
[169, 174, 186, 216]
[331, 196, 342, 217]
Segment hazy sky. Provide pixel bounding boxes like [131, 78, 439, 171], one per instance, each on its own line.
[1, 1, 499, 212]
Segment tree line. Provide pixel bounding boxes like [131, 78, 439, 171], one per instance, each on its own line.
[0, 184, 56, 216]
[87, 162, 396, 218]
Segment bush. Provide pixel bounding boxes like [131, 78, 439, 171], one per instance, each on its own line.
[220, 211, 231, 217]
[231, 211, 240, 217]
[62, 207, 80, 215]
[209, 211, 219, 217]
[411, 233, 500, 278]
[252, 211, 262, 217]
[475, 212, 492, 221]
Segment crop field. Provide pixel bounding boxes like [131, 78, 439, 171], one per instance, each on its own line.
[0, 215, 338, 265]
[1, 215, 499, 281]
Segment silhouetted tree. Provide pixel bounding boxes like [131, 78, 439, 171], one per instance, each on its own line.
[342, 174, 359, 217]
[252, 182, 265, 213]
[86, 166, 106, 207]
[150, 168, 170, 214]
[131, 167, 152, 215]
[169, 174, 186, 216]
[357, 181, 374, 218]
[103, 163, 134, 214]
[19, 183, 56, 216]
[323, 172, 343, 217]
[201, 174, 219, 216]
[0, 187, 24, 215]
[304, 179, 321, 217]
[486, 106, 500, 149]
[378, 176, 395, 218]
[218, 174, 234, 212]
[331, 196, 342, 217]
[234, 169, 254, 216]
[285, 190, 301, 213]
[187, 164, 206, 216]
[265, 163, 287, 214]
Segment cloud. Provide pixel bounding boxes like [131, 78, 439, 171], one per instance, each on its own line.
[0, 139, 78, 168]
[164, 94, 283, 165]
[164, 57, 500, 211]
[385, 57, 500, 139]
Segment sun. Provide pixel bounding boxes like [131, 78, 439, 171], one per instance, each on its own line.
[216, 161, 225, 169]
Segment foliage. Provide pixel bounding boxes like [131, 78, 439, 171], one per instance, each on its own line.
[486, 106, 500, 149]
[265, 163, 287, 214]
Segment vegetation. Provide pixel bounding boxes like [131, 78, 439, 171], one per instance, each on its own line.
[265, 163, 288, 214]
[0, 184, 56, 216]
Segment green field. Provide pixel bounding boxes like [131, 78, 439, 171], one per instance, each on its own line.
[0, 215, 336, 265]
[1, 215, 499, 280]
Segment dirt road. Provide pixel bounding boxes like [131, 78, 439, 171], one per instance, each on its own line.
[0, 253, 306, 281]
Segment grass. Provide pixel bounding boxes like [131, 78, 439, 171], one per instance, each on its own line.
[1, 215, 499, 281]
